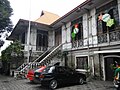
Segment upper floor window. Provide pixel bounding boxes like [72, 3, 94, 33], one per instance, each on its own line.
[71, 17, 83, 41]
[36, 29, 48, 47]
[96, 0, 119, 35]
[55, 27, 61, 46]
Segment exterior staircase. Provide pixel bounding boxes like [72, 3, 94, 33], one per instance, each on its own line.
[14, 43, 64, 78]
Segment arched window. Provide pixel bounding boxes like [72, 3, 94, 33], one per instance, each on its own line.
[96, 0, 119, 35]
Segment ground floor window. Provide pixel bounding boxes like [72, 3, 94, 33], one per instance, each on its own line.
[76, 56, 88, 69]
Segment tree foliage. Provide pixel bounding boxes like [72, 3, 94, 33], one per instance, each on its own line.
[0, 0, 13, 32]
[1, 40, 24, 61]
[0, 0, 13, 48]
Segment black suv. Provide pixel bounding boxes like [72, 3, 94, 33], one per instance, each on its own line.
[40, 66, 86, 89]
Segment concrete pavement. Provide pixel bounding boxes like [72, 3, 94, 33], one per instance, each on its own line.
[57, 80, 115, 90]
[0, 74, 116, 90]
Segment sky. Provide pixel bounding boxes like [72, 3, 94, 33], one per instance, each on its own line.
[8, 0, 86, 26]
[0, 0, 86, 55]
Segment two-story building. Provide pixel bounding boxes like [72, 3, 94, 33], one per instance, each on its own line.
[9, 0, 120, 81]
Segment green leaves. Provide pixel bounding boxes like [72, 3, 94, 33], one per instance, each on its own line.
[0, 0, 13, 48]
[1, 40, 24, 61]
[0, 0, 13, 32]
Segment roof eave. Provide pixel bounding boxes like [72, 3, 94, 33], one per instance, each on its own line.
[50, 0, 91, 26]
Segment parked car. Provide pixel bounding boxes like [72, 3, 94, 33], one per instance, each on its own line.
[26, 69, 34, 82]
[34, 66, 46, 83]
[34, 62, 60, 83]
[40, 66, 86, 89]
[26, 66, 46, 83]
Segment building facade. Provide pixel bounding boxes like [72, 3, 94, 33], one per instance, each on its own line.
[51, 0, 120, 81]
[9, 0, 120, 81]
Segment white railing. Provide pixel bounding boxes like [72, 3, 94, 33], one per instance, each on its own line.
[39, 43, 64, 64]
[33, 46, 55, 63]
[19, 43, 64, 74]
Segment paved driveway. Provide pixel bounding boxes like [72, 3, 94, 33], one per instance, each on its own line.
[57, 80, 115, 90]
[0, 75, 116, 90]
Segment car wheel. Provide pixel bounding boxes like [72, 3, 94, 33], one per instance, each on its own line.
[79, 77, 84, 85]
[49, 79, 58, 89]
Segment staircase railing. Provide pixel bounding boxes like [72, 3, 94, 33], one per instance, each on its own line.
[16, 63, 28, 71]
[16, 46, 55, 71]
[33, 46, 55, 63]
[39, 43, 64, 64]
[15, 43, 64, 78]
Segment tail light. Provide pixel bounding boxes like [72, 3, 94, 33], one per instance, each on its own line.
[39, 74, 44, 78]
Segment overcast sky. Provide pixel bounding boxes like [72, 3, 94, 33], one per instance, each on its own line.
[8, 0, 86, 26]
[0, 0, 86, 55]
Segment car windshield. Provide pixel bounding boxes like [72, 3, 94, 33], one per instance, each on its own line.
[35, 66, 46, 72]
[43, 66, 55, 73]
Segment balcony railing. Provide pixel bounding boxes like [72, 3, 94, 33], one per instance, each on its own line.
[72, 30, 120, 48]
[98, 33, 108, 44]
[98, 30, 120, 44]
[21, 44, 48, 52]
[36, 46, 48, 51]
[72, 39, 83, 48]
[109, 30, 120, 42]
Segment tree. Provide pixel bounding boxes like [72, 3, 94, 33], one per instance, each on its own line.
[1, 40, 24, 75]
[0, 0, 13, 48]
[1, 40, 24, 61]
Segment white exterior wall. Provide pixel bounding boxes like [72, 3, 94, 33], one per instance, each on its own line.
[48, 30, 55, 47]
[62, 22, 72, 49]
[30, 28, 37, 51]
[83, 9, 97, 47]
[91, 9, 97, 36]
[118, 0, 120, 24]
[24, 28, 37, 51]
[25, 27, 29, 51]
[66, 22, 71, 43]
[62, 25, 66, 43]
[83, 13, 88, 46]
[90, 8, 97, 46]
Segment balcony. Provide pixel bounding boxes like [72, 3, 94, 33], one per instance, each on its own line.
[98, 30, 120, 44]
[109, 30, 120, 42]
[72, 29, 120, 49]
[21, 44, 48, 52]
[98, 33, 108, 44]
[72, 39, 83, 48]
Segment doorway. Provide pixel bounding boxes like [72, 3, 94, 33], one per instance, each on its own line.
[104, 56, 120, 81]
